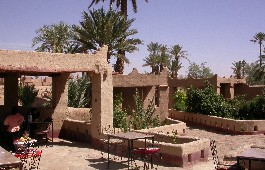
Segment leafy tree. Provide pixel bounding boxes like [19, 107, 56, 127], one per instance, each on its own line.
[250, 32, 265, 67]
[18, 84, 39, 107]
[32, 21, 75, 53]
[89, 0, 148, 73]
[187, 62, 214, 78]
[68, 76, 91, 108]
[73, 8, 142, 64]
[169, 45, 189, 78]
[231, 60, 246, 79]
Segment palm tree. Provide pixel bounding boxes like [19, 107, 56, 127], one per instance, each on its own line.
[159, 45, 171, 72]
[250, 32, 265, 67]
[169, 45, 189, 78]
[232, 60, 244, 79]
[89, 0, 148, 73]
[73, 8, 142, 64]
[143, 42, 171, 74]
[142, 54, 159, 74]
[89, 0, 148, 18]
[143, 42, 161, 74]
[32, 21, 74, 53]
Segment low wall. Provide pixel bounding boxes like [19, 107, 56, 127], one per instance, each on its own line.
[136, 119, 187, 135]
[102, 125, 209, 168]
[170, 110, 265, 134]
[59, 118, 92, 143]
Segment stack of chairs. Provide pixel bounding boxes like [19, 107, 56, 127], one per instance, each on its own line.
[14, 140, 42, 169]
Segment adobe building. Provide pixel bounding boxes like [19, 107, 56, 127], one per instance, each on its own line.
[168, 74, 265, 108]
[113, 68, 169, 120]
[0, 46, 112, 146]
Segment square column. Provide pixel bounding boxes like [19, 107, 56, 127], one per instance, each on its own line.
[52, 73, 70, 135]
[4, 73, 19, 108]
[91, 71, 113, 144]
[159, 85, 169, 120]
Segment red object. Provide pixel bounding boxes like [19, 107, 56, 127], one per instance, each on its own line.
[133, 148, 160, 155]
[15, 149, 42, 159]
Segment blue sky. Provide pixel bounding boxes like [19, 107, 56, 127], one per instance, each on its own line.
[1, 0, 265, 77]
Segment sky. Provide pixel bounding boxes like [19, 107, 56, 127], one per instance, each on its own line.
[1, 0, 265, 77]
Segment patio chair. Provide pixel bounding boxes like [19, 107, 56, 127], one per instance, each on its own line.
[210, 140, 243, 170]
[34, 122, 52, 146]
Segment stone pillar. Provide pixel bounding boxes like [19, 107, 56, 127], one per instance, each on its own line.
[4, 73, 19, 109]
[168, 86, 175, 109]
[229, 84, 234, 99]
[159, 85, 169, 120]
[91, 70, 113, 146]
[52, 73, 70, 137]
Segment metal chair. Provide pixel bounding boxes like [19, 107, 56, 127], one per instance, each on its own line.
[34, 122, 52, 146]
[210, 140, 243, 170]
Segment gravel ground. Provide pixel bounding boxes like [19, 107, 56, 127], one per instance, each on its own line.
[36, 124, 265, 170]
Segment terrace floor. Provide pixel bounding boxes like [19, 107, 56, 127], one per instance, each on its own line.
[37, 124, 265, 170]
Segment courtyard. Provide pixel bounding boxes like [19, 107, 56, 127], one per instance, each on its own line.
[36, 124, 265, 170]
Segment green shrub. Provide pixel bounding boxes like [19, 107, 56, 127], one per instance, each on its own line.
[173, 89, 187, 111]
[185, 81, 265, 120]
[68, 76, 91, 108]
[113, 93, 129, 132]
[186, 82, 233, 118]
[130, 89, 161, 130]
[18, 84, 39, 107]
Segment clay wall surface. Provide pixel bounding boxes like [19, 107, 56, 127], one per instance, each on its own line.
[170, 110, 265, 134]
[21, 77, 52, 86]
[234, 83, 265, 100]
[59, 118, 92, 142]
[113, 68, 168, 87]
[0, 46, 109, 74]
[136, 121, 186, 136]
[113, 68, 169, 121]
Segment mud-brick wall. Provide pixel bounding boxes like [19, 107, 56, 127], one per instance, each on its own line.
[170, 110, 265, 134]
[59, 119, 92, 143]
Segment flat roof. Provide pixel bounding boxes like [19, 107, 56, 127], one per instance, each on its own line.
[0, 46, 108, 76]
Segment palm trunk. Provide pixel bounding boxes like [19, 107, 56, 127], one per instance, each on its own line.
[115, 0, 127, 74]
[115, 55, 124, 74]
[259, 43, 262, 67]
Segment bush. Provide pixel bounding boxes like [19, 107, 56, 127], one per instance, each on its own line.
[173, 89, 187, 111]
[18, 84, 39, 107]
[186, 82, 233, 118]
[68, 76, 91, 108]
[113, 93, 129, 132]
[185, 81, 265, 120]
[130, 89, 162, 130]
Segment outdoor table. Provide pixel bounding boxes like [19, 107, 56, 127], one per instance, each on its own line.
[107, 131, 154, 169]
[13, 139, 37, 150]
[27, 121, 53, 145]
[236, 147, 265, 170]
[0, 146, 22, 170]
